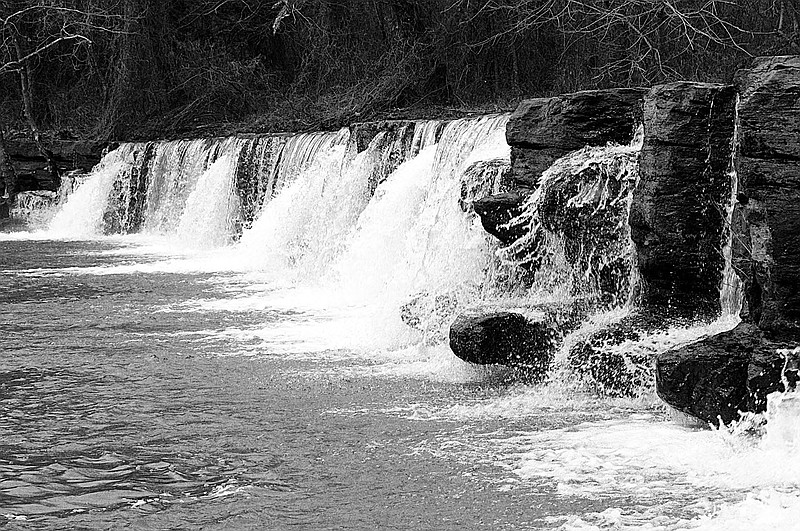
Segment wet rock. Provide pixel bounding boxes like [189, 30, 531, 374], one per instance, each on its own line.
[502, 144, 639, 304]
[569, 312, 679, 397]
[506, 88, 646, 189]
[449, 311, 556, 375]
[629, 82, 737, 320]
[5, 137, 107, 192]
[459, 158, 512, 213]
[655, 322, 800, 425]
[655, 323, 755, 425]
[733, 56, 800, 340]
[400, 291, 459, 337]
[747, 345, 800, 412]
[472, 192, 528, 244]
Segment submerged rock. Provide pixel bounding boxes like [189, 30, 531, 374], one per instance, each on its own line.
[568, 312, 678, 397]
[449, 311, 556, 375]
[400, 291, 460, 340]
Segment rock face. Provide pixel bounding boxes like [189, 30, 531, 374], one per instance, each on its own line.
[655, 60, 800, 425]
[733, 56, 800, 341]
[506, 88, 646, 189]
[449, 311, 556, 375]
[5, 137, 108, 192]
[472, 192, 527, 244]
[630, 82, 737, 320]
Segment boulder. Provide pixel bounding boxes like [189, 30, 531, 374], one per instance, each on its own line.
[733, 56, 800, 340]
[656, 322, 799, 425]
[449, 311, 556, 376]
[656, 323, 756, 425]
[472, 192, 528, 244]
[506, 88, 646, 189]
[629, 82, 737, 320]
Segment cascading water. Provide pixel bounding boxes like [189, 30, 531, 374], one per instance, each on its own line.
[48, 146, 135, 237]
[720, 95, 745, 318]
[501, 135, 642, 306]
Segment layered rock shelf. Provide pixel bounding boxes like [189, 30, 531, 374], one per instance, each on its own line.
[656, 56, 800, 425]
[453, 56, 800, 421]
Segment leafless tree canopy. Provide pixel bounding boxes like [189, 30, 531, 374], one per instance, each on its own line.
[0, 0, 798, 140]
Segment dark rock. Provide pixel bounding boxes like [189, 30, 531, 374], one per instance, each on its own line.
[506, 88, 646, 189]
[6, 138, 107, 192]
[449, 311, 557, 375]
[569, 311, 682, 397]
[656, 322, 799, 425]
[734, 56, 800, 341]
[473, 192, 528, 244]
[736, 56, 800, 160]
[236, 135, 293, 230]
[747, 345, 800, 412]
[629, 82, 737, 320]
[656, 322, 757, 425]
[459, 158, 512, 212]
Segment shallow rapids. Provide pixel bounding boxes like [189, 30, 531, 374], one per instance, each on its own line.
[2, 236, 799, 529]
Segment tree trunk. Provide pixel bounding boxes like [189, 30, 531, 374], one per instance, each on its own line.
[12, 31, 60, 189]
[0, 126, 17, 219]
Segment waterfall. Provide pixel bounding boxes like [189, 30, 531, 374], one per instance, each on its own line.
[720, 95, 744, 318]
[237, 119, 461, 278]
[48, 146, 135, 238]
[175, 153, 242, 249]
[45, 115, 508, 280]
[501, 132, 643, 307]
[9, 191, 58, 229]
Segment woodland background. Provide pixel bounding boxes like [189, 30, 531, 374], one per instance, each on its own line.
[1, 0, 799, 141]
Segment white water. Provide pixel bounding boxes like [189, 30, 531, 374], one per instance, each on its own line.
[175, 154, 241, 249]
[48, 148, 132, 238]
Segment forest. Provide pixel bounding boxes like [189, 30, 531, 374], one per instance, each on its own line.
[1, 0, 799, 142]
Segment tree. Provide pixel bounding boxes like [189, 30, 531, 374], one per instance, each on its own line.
[0, 1, 127, 195]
